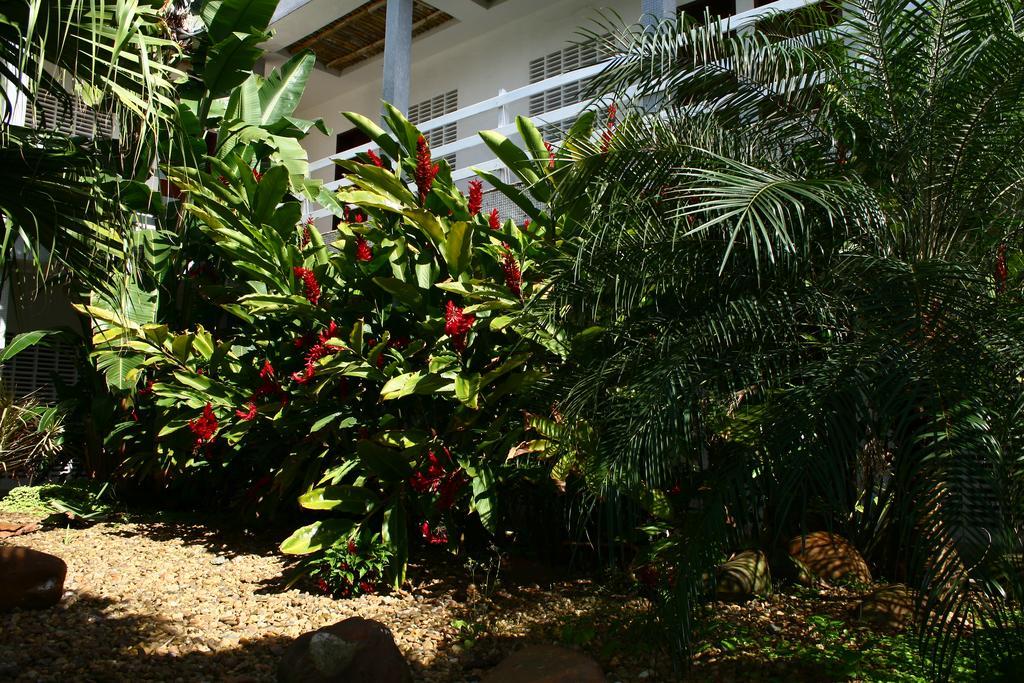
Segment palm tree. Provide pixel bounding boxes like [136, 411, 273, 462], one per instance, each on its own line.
[0, 0, 183, 285]
[531, 0, 1024, 674]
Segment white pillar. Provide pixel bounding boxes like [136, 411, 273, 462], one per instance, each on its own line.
[381, 0, 413, 117]
[0, 284, 9, 350]
[0, 69, 27, 350]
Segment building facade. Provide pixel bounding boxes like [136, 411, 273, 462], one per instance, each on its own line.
[268, 0, 767, 221]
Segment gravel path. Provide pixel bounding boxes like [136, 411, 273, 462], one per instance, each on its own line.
[0, 512, 667, 683]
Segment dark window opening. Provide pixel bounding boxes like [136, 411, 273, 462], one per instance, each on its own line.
[678, 0, 737, 24]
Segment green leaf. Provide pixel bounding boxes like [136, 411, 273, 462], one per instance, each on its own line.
[470, 466, 497, 534]
[172, 371, 214, 392]
[379, 371, 453, 400]
[444, 221, 473, 277]
[298, 486, 376, 513]
[203, 0, 278, 43]
[309, 411, 345, 433]
[251, 165, 290, 226]
[481, 353, 529, 387]
[516, 116, 553, 201]
[489, 315, 514, 331]
[0, 330, 60, 364]
[455, 372, 481, 409]
[356, 439, 414, 481]
[382, 498, 409, 586]
[95, 351, 144, 391]
[336, 161, 417, 206]
[479, 129, 541, 188]
[279, 519, 356, 555]
[350, 319, 365, 356]
[382, 103, 421, 155]
[171, 333, 195, 363]
[404, 208, 446, 246]
[373, 277, 423, 306]
[472, 169, 542, 222]
[203, 32, 266, 98]
[257, 51, 316, 126]
[341, 111, 401, 160]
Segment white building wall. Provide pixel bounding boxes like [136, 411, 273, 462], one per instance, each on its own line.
[282, 0, 755, 190]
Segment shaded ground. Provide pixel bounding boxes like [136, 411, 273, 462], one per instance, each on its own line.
[0, 511, 949, 682]
[0, 511, 666, 682]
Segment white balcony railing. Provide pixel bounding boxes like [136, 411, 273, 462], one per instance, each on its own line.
[305, 0, 820, 220]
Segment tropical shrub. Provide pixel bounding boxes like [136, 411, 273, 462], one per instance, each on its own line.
[0, 0, 182, 281]
[480, 0, 1024, 676]
[0, 384, 66, 480]
[0, 480, 113, 517]
[88, 105, 563, 583]
[306, 535, 390, 598]
[0, 0, 320, 476]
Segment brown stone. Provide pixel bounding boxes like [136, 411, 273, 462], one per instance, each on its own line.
[482, 645, 605, 683]
[858, 584, 914, 630]
[277, 617, 412, 683]
[0, 522, 41, 539]
[787, 532, 872, 585]
[0, 545, 67, 610]
[715, 550, 772, 601]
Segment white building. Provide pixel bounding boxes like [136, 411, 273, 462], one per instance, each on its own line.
[265, 0, 769, 222]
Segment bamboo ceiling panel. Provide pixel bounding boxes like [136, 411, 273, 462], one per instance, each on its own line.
[287, 0, 453, 72]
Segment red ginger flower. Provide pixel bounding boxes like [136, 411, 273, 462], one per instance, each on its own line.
[544, 140, 555, 170]
[292, 266, 321, 305]
[468, 180, 483, 215]
[501, 249, 522, 297]
[259, 359, 275, 380]
[235, 401, 257, 421]
[996, 243, 1008, 294]
[437, 470, 468, 511]
[415, 135, 440, 205]
[355, 235, 373, 262]
[290, 367, 316, 384]
[343, 206, 365, 223]
[367, 149, 384, 167]
[420, 522, 448, 545]
[252, 360, 285, 402]
[600, 103, 617, 154]
[409, 450, 448, 493]
[188, 403, 218, 446]
[488, 208, 500, 230]
[444, 300, 475, 352]
[291, 322, 344, 384]
[252, 168, 263, 182]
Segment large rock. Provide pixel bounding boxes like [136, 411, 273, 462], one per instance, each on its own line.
[857, 584, 914, 630]
[482, 645, 605, 683]
[277, 617, 412, 683]
[715, 550, 772, 601]
[0, 545, 67, 610]
[787, 532, 872, 585]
